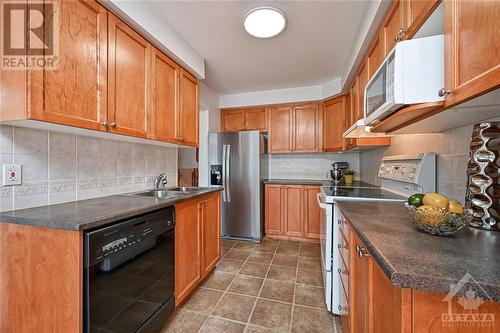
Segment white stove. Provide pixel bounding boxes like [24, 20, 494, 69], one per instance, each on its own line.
[318, 153, 436, 315]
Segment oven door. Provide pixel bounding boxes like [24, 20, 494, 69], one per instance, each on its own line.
[85, 229, 175, 333]
[318, 192, 333, 312]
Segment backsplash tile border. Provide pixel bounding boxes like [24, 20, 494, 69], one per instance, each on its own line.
[0, 125, 178, 212]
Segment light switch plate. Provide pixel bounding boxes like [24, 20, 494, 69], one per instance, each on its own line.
[2, 164, 22, 186]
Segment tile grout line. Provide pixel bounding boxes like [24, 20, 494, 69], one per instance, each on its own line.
[289, 243, 302, 333]
[195, 240, 238, 331]
[244, 239, 280, 332]
[198, 239, 263, 332]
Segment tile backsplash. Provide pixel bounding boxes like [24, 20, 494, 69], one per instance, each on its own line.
[0, 126, 178, 211]
[268, 153, 360, 180]
[360, 117, 500, 204]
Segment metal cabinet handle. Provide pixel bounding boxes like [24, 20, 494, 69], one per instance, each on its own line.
[337, 243, 342, 249]
[438, 88, 451, 97]
[338, 305, 348, 311]
[110, 122, 117, 128]
[338, 219, 342, 225]
[398, 27, 407, 36]
[356, 244, 370, 258]
[101, 121, 109, 127]
[337, 268, 342, 273]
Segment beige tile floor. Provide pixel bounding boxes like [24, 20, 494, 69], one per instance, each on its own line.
[162, 239, 342, 333]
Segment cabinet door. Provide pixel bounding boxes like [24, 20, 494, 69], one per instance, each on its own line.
[350, 232, 372, 333]
[175, 198, 202, 306]
[351, 78, 360, 123]
[304, 186, 321, 240]
[265, 185, 284, 236]
[358, 61, 369, 116]
[443, 0, 500, 108]
[269, 106, 293, 153]
[381, 0, 406, 57]
[151, 49, 178, 143]
[323, 96, 345, 152]
[293, 104, 320, 152]
[201, 192, 221, 278]
[108, 14, 151, 138]
[30, 0, 107, 131]
[178, 69, 199, 146]
[284, 185, 304, 238]
[221, 110, 245, 132]
[367, 34, 384, 79]
[245, 108, 267, 131]
[372, 262, 412, 333]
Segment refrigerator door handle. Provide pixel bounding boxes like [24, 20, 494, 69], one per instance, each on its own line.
[222, 144, 227, 202]
[226, 144, 231, 202]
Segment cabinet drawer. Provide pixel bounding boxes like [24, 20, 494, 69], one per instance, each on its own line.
[338, 228, 349, 268]
[338, 215, 349, 239]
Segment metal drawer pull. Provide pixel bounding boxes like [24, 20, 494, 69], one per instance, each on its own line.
[356, 244, 370, 258]
[438, 88, 451, 97]
[337, 219, 342, 225]
[338, 305, 348, 311]
[337, 243, 341, 249]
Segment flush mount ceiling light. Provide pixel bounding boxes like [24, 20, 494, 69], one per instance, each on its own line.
[244, 7, 286, 38]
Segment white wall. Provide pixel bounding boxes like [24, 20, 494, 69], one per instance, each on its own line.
[0, 126, 178, 211]
[268, 153, 360, 180]
[200, 82, 221, 132]
[218, 77, 342, 108]
[107, 0, 205, 78]
[360, 117, 500, 204]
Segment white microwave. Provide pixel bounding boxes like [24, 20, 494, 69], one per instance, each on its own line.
[364, 34, 444, 126]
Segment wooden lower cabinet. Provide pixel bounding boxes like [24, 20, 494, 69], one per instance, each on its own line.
[342, 221, 500, 333]
[264, 184, 320, 242]
[175, 191, 221, 306]
[0, 224, 83, 333]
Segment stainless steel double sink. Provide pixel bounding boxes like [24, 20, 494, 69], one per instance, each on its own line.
[128, 187, 206, 199]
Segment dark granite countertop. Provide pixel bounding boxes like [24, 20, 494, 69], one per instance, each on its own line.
[337, 201, 500, 301]
[262, 179, 377, 187]
[0, 187, 223, 231]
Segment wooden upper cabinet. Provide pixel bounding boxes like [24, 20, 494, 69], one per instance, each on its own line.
[304, 186, 321, 240]
[367, 34, 384, 79]
[443, 0, 500, 108]
[245, 107, 267, 131]
[201, 192, 220, 278]
[221, 109, 245, 132]
[30, 0, 107, 131]
[284, 185, 304, 238]
[108, 13, 151, 138]
[175, 198, 202, 306]
[178, 69, 199, 146]
[405, 0, 442, 38]
[221, 108, 267, 132]
[265, 185, 284, 236]
[269, 106, 293, 153]
[151, 49, 179, 143]
[382, 0, 406, 57]
[323, 95, 345, 152]
[357, 61, 369, 116]
[293, 104, 319, 152]
[350, 78, 360, 122]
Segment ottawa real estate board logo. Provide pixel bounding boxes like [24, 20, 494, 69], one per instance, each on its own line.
[1, 0, 59, 69]
[442, 272, 495, 328]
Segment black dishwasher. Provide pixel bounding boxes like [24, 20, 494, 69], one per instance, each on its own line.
[84, 207, 175, 333]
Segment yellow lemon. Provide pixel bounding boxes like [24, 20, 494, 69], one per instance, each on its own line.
[417, 205, 445, 226]
[423, 193, 449, 209]
[448, 200, 464, 214]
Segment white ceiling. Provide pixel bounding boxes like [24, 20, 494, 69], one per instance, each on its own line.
[141, 0, 375, 95]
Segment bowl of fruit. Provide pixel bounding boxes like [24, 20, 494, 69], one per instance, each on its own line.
[406, 193, 472, 236]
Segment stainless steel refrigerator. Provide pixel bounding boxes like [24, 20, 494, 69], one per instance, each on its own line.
[208, 131, 268, 242]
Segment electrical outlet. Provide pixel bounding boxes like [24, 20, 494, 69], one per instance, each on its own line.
[2, 164, 22, 186]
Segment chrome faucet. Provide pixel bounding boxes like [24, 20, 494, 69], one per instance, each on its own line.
[154, 171, 168, 189]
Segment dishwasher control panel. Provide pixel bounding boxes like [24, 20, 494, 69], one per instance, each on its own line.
[84, 207, 175, 267]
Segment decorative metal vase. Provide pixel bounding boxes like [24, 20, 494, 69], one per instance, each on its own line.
[466, 122, 500, 231]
